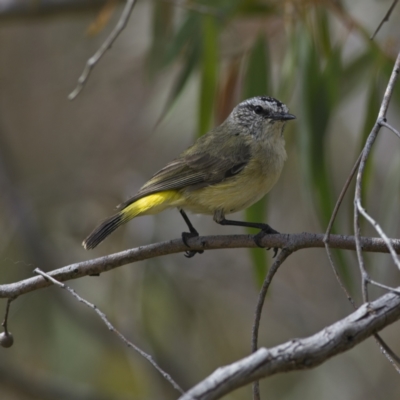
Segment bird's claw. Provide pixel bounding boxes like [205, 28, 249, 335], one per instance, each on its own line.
[253, 227, 279, 258]
[184, 249, 204, 258]
[182, 231, 204, 258]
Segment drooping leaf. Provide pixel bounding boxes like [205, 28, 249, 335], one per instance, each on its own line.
[299, 31, 339, 226]
[243, 34, 271, 285]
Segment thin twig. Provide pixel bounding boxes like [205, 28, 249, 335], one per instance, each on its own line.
[324, 151, 363, 241]
[324, 245, 356, 307]
[251, 248, 292, 400]
[357, 199, 400, 271]
[375, 333, 400, 368]
[354, 51, 400, 302]
[355, 126, 382, 302]
[323, 151, 362, 308]
[380, 120, 400, 139]
[68, 0, 138, 100]
[371, 0, 399, 40]
[33, 268, 184, 395]
[1, 298, 13, 334]
[366, 278, 400, 295]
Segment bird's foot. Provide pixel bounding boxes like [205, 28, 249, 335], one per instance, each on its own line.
[253, 225, 279, 258]
[182, 231, 204, 258]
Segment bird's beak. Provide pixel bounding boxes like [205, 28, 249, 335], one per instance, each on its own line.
[272, 113, 296, 121]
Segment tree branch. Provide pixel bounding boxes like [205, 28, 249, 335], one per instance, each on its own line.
[1, 232, 400, 299]
[370, 0, 399, 39]
[68, 0, 138, 100]
[178, 290, 400, 400]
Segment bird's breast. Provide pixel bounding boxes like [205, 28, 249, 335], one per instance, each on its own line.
[180, 137, 287, 215]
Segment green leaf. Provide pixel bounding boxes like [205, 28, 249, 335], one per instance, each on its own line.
[243, 34, 271, 285]
[299, 32, 339, 226]
[198, 15, 219, 137]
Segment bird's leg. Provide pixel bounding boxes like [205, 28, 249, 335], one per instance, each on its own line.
[213, 210, 279, 257]
[180, 209, 204, 258]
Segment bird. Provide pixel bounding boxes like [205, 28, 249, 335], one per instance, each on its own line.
[82, 96, 295, 257]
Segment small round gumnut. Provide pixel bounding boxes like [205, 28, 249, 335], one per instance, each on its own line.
[0, 331, 14, 348]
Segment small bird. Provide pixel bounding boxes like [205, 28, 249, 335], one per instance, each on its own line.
[83, 96, 295, 257]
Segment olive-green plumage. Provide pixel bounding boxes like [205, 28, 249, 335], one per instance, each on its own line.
[83, 96, 295, 250]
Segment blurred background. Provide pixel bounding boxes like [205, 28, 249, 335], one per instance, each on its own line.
[0, 0, 400, 399]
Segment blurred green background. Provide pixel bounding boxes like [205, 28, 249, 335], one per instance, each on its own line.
[0, 0, 400, 399]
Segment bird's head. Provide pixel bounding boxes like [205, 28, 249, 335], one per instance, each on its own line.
[229, 96, 295, 139]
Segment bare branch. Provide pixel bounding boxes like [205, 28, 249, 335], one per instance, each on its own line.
[178, 290, 400, 400]
[251, 248, 292, 400]
[68, 0, 138, 100]
[1, 232, 400, 299]
[34, 268, 184, 394]
[371, 0, 399, 40]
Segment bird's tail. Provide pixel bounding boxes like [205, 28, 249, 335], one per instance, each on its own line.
[82, 190, 180, 250]
[82, 211, 129, 250]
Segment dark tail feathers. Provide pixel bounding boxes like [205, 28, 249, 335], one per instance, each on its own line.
[82, 212, 125, 250]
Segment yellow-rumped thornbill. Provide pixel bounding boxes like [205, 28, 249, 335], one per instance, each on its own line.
[82, 96, 295, 257]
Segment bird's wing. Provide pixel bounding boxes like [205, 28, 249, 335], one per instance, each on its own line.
[118, 136, 251, 209]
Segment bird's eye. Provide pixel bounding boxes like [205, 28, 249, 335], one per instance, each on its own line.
[254, 106, 263, 115]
